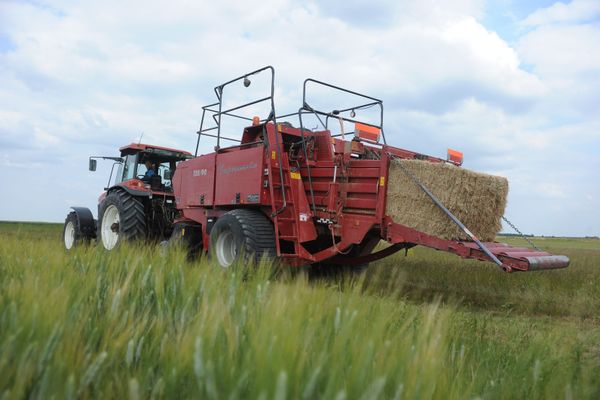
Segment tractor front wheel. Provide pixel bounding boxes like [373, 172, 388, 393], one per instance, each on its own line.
[98, 190, 146, 250]
[209, 209, 275, 268]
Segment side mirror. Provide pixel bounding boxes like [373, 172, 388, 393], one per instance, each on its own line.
[163, 169, 172, 180]
[89, 159, 97, 171]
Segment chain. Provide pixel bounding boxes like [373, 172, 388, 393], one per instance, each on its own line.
[501, 216, 541, 251]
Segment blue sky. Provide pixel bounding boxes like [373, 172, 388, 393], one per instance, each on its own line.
[0, 0, 599, 237]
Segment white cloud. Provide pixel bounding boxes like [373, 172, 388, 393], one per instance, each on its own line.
[0, 0, 598, 236]
[439, 17, 545, 98]
[518, 24, 600, 77]
[522, 0, 600, 26]
[516, 15, 600, 124]
[535, 182, 568, 199]
[34, 127, 60, 147]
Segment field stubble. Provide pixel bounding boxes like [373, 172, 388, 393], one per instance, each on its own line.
[0, 222, 599, 399]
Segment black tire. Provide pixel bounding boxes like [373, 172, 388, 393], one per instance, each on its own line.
[209, 209, 276, 268]
[168, 222, 203, 260]
[63, 211, 90, 250]
[98, 190, 146, 250]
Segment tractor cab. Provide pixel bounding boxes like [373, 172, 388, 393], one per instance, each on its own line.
[117, 143, 192, 193]
[89, 143, 192, 194]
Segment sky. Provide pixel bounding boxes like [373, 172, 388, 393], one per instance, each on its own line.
[0, 0, 598, 237]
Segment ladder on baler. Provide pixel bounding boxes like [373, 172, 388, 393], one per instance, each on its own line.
[268, 151, 300, 258]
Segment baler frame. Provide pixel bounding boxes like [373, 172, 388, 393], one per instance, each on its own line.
[300, 78, 386, 144]
[176, 66, 570, 272]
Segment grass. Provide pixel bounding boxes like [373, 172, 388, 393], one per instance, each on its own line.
[367, 236, 600, 318]
[0, 221, 599, 399]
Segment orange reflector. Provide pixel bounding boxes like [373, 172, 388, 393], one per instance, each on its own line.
[354, 123, 381, 142]
[252, 116, 260, 126]
[447, 148, 463, 165]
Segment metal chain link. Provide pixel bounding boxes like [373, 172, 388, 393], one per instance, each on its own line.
[501, 216, 541, 251]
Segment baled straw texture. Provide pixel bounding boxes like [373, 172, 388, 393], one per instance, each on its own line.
[386, 159, 508, 242]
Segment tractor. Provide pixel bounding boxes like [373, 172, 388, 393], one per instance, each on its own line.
[63, 143, 192, 250]
[169, 66, 569, 273]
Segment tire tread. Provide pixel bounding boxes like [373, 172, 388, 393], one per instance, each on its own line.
[229, 209, 276, 261]
[98, 190, 146, 248]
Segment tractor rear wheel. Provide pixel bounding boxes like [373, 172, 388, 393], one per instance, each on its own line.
[63, 212, 89, 250]
[209, 209, 275, 268]
[98, 190, 146, 250]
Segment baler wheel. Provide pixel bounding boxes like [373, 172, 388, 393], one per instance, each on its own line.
[63, 211, 90, 250]
[209, 209, 275, 268]
[98, 190, 146, 250]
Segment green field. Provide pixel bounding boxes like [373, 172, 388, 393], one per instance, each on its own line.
[0, 221, 599, 399]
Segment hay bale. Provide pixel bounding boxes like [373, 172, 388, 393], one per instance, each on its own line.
[386, 159, 508, 241]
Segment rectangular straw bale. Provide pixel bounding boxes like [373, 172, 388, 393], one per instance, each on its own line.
[386, 159, 508, 241]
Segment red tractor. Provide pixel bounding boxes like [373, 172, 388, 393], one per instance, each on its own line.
[171, 66, 569, 273]
[63, 143, 192, 250]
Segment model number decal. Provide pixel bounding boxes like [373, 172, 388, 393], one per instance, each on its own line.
[218, 162, 257, 175]
[193, 169, 208, 177]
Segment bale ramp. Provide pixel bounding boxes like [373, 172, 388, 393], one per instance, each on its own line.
[386, 159, 508, 242]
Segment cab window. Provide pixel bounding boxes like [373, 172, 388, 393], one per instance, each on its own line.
[122, 155, 137, 181]
[137, 161, 148, 177]
[111, 162, 124, 186]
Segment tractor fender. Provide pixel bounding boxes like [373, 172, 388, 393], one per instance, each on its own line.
[108, 184, 151, 198]
[70, 206, 97, 238]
